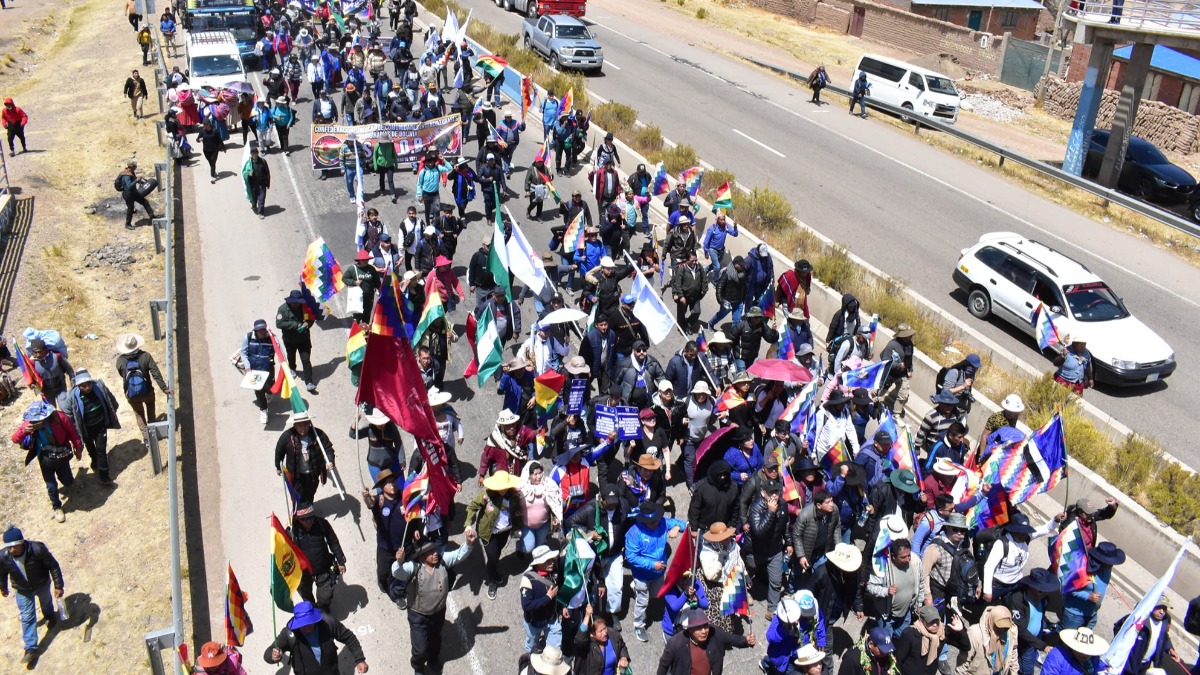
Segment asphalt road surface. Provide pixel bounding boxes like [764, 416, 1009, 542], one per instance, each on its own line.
[448, 0, 1200, 465]
[183, 32, 1192, 673]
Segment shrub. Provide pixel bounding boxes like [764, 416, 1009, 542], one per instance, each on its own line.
[592, 102, 639, 138]
[468, 23, 519, 55]
[1145, 463, 1200, 535]
[543, 72, 590, 111]
[629, 124, 664, 156]
[650, 144, 699, 175]
[1108, 434, 1162, 499]
[507, 48, 544, 78]
[742, 186, 795, 234]
[696, 8, 707, 18]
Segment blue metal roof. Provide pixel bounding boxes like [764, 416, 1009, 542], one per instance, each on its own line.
[1113, 44, 1200, 82]
[911, 0, 1045, 8]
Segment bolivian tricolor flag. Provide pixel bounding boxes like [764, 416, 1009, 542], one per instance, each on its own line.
[539, 171, 562, 204]
[534, 369, 567, 422]
[476, 54, 508, 79]
[269, 513, 311, 612]
[268, 332, 307, 414]
[346, 322, 367, 386]
[711, 180, 734, 213]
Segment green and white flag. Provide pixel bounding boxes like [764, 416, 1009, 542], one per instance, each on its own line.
[240, 144, 254, 203]
[558, 529, 597, 609]
[487, 192, 512, 302]
[476, 304, 504, 386]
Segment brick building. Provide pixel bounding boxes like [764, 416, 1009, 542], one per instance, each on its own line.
[908, 0, 1045, 40]
[1108, 44, 1200, 115]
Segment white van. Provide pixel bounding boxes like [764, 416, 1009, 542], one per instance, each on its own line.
[854, 54, 961, 124]
[186, 31, 248, 90]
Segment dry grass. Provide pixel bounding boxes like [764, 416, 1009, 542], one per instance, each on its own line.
[0, 0, 181, 669]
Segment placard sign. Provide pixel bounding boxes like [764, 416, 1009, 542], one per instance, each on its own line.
[566, 379, 588, 415]
[594, 405, 641, 440]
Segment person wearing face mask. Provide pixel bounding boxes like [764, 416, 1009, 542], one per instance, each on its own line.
[688, 460, 739, 532]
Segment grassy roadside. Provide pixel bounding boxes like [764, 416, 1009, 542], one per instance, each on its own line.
[0, 0, 182, 669]
[439, 6, 1200, 535]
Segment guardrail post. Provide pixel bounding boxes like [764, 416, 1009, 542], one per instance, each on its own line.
[155, 121, 165, 147]
[149, 299, 167, 340]
[144, 627, 175, 675]
[156, 86, 166, 116]
[146, 421, 169, 475]
[152, 218, 167, 254]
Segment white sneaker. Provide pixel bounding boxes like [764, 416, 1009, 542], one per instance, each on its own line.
[306, 381, 316, 392]
[52, 509, 65, 523]
[260, 410, 269, 424]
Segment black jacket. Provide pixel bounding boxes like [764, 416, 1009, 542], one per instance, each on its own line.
[663, 353, 704, 400]
[1005, 588, 1051, 651]
[893, 624, 968, 675]
[715, 264, 746, 304]
[0, 541, 63, 593]
[748, 493, 789, 555]
[468, 248, 496, 290]
[738, 469, 784, 526]
[826, 293, 861, 343]
[574, 627, 630, 675]
[565, 496, 629, 557]
[688, 463, 739, 531]
[289, 517, 346, 573]
[264, 616, 366, 675]
[791, 502, 842, 561]
[656, 626, 749, 675]
[837, 646, 894, 675]
[274, 428, 335, 480]
[617, 355, 665, 407]
[608, 306, 648, 356]
[728, 318, 779, 364]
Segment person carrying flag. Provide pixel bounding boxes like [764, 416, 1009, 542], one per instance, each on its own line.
[663, 182, 695, 219]
[701, 212, 739, 281]
[523, 156, 553, 219]
[274, 412, 335, 504]
[627, 163, 654, 232]
[1053, 333, 1095, 396]
[289, 502, 347, 612]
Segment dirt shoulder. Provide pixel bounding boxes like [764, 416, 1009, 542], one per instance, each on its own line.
[0, 0, 182, 670]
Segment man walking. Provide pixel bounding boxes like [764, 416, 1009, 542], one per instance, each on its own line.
[850, 72, 871, 118]
[276, 290, 317, 391]
[12, 401, 83, 523]
[247, 146, 271, 218]
[393, 533, 477, 675]
[3, 98, 28, 156]
[238, 319, 276, 424]
[115, 160, 156, 229]
[624, 501, 684, 642]
[264, 601, 369, 673]
[115, 332, 171, 442]
[61, 369, 120, 485]
[28, 337, 73, 403]
[0, 527, 65, 665]
[123, 69, 149, 118]
[274, 412, 335, 504]
[289, 502, 347, 612]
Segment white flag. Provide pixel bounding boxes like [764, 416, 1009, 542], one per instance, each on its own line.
[626, 255, 675, 345]
[444, 9, 460, 45]
[504, 213, 547, 295]
[1101, 543, 1187, 674]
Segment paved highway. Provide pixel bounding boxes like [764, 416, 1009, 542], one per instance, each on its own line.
[181, 17, 1197, 667]
[455, 0, 1200, 463]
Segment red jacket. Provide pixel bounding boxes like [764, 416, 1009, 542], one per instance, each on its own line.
[2, 104, 27, 128]
[478, 426, 536, 478]
[12, 412, 83, 465]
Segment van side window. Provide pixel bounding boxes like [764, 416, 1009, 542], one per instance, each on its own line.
[975, 246, 1007, 273]
[908, 73, 925, 90]
[999, 258, 1036, 293]
[858, 56, 906, 83]
[1033, 274, 1064, 309]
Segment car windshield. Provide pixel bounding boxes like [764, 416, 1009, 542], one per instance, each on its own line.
[1063, 282, 1130, 322]
[191, 55, 243, 77]
[192, 16, 256, 42]
[1128, 140, 1168, 165]
[557, 25, 590, 39]
[925, 76, 958, 96]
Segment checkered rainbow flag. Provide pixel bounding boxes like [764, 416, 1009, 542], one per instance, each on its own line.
[300, 237, 346, 303]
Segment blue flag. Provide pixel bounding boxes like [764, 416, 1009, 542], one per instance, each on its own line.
[841, 360, 889, 390]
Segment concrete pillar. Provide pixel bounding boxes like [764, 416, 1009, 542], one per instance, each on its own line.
[1063, 40, 1113, 176]
[1098, 42, 1153, 188]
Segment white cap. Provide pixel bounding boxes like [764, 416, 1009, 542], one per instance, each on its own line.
[600, 256, 616, 268]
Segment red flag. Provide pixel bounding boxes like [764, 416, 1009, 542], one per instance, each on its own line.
[658, 527, 697, 598]
[463, 312, 479, 378]
[356, 333, 459, 513]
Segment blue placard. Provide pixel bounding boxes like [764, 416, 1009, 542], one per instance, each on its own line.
[595, 405, 641, 440]
[566, 379, 588, 415]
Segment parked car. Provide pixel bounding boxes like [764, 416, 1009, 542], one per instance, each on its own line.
[953, 232, 1176, 386]
[1083, 130, 1196, 203]
[522, 14, 603, 73]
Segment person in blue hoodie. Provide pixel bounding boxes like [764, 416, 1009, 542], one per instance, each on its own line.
[761, 592, 827, 674]
[662, 570, 708, 639]
[1062, 542, 1124, 630]
[624, 501, 684, 643]
[540, 90, 560, 139]
[722, 426, 763, 487]
[744, 243, 775, 311]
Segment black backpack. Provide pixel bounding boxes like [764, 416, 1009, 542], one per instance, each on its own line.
[972, 526, 1009, 571]
[1185, 598, 1200, 636]
[935, 366, 951, 391]
[934, 538, 979, 604]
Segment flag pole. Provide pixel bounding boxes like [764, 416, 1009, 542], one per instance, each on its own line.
[353, 401, 366, 488]
[621, 251, 687, 342]
[269, 553, 278, 638]
[312, 432, 347, 500]
[280, 474, 292, 515]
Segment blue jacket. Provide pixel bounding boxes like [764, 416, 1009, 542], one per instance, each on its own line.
[499, 371, 530, 414]
[1040, 647, 1098, 675]
[625, 518, 686, 581]
[579, 327, 618, 381]
[828, 474, 867, 531]
[662, 580, 708, 636]
[723, 445, 763, 486]
[702, 223, 738, 251]
[854, 447, 886, 488]
[745, 252, 774, 300]
[573, 240, 605, 276]
[1064, 566, 1110, 617]
[764, 615, 827, 672]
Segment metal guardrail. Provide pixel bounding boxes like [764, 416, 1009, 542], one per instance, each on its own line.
[1071, 0, 1200, 32]
[746, 57, 1200, 241]
[141, 12, 185, 675]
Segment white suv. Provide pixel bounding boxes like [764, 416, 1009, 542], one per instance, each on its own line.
[953, 232, 1176, 386]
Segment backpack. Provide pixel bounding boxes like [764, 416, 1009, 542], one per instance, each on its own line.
[972, 526, 1009, 571]
[934, 538, 978, 604]
[825, 333, 853, 357]
[935, 366, 951, 391]
[1185, 599, 1200, 636]
[123, 356, 152, 399]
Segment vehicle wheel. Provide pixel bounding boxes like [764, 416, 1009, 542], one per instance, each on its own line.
[967, 288, 992, 319]
[527, 1, 539, 18]
[1135, 178, 1155, 200]
[900, 102, 915, 124]
[523, 34, 532, 49]
[1192, 201, 1200, 223]
[505, 0, 515, 11]
[550, 53, 561, 71]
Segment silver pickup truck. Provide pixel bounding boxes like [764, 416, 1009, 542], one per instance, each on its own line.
[521, 14, 604, 73]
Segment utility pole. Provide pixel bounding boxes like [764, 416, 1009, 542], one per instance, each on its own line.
[1036, 0, 1069, 107]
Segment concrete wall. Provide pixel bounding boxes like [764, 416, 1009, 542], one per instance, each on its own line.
[1041, 75, 1200, 154]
